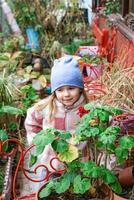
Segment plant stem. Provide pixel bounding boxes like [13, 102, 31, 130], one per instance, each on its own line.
[104, 146, 108, 168]
[93, 138, 97, 164]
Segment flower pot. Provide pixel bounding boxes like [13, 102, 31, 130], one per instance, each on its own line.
[36, 181, 114, 200]
[82, 63, 104, 81]
[111, 113, 134, 135]
[113, 193, 127, 200]
[111, 114, 134, 166]
[118, 166, 134, 186]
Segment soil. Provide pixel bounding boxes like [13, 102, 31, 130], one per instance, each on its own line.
[120, 185, 133, 199]
[39, 190, 111, 200]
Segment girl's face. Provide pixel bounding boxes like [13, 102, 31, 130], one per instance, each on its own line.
[55, 86, 81, 106]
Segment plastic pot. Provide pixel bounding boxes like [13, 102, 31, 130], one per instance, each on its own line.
[118, 166, 134, 186]
[113, 193, 127, 200]
[36, 182, 114, 200]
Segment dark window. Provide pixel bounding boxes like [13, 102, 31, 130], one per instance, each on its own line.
[122, 0, 134, 16]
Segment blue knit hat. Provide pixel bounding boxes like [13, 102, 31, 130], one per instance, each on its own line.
[51, 55, 84, 92]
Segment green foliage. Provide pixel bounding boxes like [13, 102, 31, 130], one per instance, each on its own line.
[80, 55, 102, 64]
[55, 175, 70, 194]
[0, 35, 25, 53]
[32, 128, 78, 163]
[0, 106, 24, 116]
[103, 0, 120, 15]
[8, 122, 17, 131]
[20, 84, 39, 113]
[29, 154, 37, 167]
[0, 51, 22, 72]
[52, 140, 68, 153]
[39, 180, 55, 198]
[32, 103, 134, 199]
[0, 129, 8, 151]
[12, 2, 37, 29]
[63, 38, 94, 55]
[33, 130, 55, 155]
[0, 69, 20, 106]
[73, 175, 91, 194]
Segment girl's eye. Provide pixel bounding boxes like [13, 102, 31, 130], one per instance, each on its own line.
[68, 87, 75, 90]
[57, 88, 62, 92]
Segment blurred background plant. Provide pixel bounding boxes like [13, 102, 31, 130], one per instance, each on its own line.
[6, 0, 92, 64]
[102, 0, 121, 15]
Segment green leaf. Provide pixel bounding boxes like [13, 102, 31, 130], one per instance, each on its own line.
[98, 110, 110, 122]
[73, 175, 91, 194]
[0, 129, 8, 151]
[109, 107, 123, 115]
[84, 102, 101, 110]
[99, 134, 116, 144]
[68, 160, 80, 171]
[33, 131, 55, 146]
[29, 154, 37, 167]
[0, 106, 23, 115]
[107, 143, 116, 153]
[105, 126, 120, 134]
[35, 145, 45, 155]
[59, 145, 78, 163]
[21, 98, 30, 108]
[20, 85, 31, 93]
[75, 123, 90, 136]
[8, 122, 17, 131]
[33, 131, 55, 156]
[119, 136, 134, 149]
[110, 181, 122, 194]
[115, 147, 129, 163]
[55, 176, 70, 194]
[91, 167, 102, 178]
[99, 126, 120, 144]
[52, 139, 69, 153]
[28, 91, 38, 101]
[57, 131, 72, 139]
[0, 129, 8, 140]
[102, 169, 117, 184]
[80, 161, 96, 176]
[87, 127, 100, 137]
[39, 181, 54, 198]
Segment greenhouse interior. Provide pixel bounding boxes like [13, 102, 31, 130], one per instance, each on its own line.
[0, 0, 134, 199]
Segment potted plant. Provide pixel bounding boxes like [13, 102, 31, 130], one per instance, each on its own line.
[30, 102, 134, 199]
[110, 113, 134, 136]
[78, 55, 105, 81]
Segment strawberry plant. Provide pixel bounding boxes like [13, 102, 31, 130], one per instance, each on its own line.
[30, 103, 134, 199]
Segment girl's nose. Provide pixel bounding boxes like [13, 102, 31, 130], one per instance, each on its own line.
[63, 89, 70, 96]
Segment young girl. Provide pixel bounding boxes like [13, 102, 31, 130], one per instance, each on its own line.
[25, 55, 89, 184]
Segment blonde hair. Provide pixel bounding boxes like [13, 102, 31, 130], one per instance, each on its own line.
[36, 89, 89, 122]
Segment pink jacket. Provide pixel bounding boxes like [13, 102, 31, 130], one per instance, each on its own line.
[25, 94, 87, 171]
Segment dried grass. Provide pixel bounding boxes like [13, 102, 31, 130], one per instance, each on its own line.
[99, 62, 134, 113]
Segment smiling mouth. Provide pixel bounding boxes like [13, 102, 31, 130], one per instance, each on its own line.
[63, 99, 72, 102]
